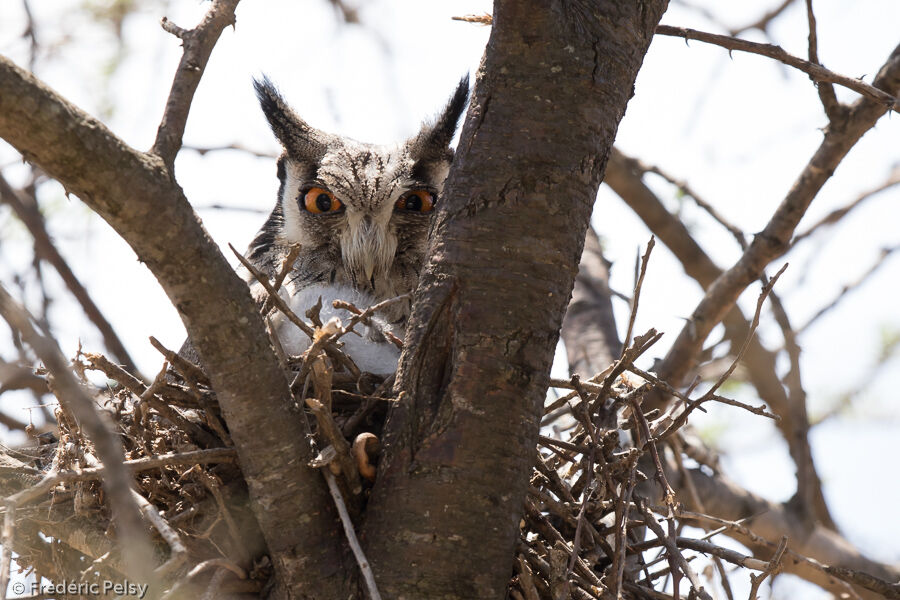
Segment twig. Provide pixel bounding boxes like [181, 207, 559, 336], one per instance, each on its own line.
[627, 388, 675, 506]
[676, 537, 770, 571]
[451, 13, 492, 25]
[322, 469, 382, 600]
[702, 263, 787, 400]
[148, 336, 211, 387]
[0, 284, 156, 580]
[305, 363, 362, 497]
[637, 499, 712, 600]
[229, 244, 316, 339]
[152, 0, 241, 167]
[747, 536, 788, 599]
[184, 143, 277, 159]
[791, 169, 900, 245]
[640, 163, 746, 248]
[798, 245, 900, 335]
[0, 173, 137, 370]
[655, 25, 900, 113]
[261, 243, 302, 314]
[332, 294, 409, 349]
[623, 236, 655, 353]
[803, 0, 842, 120]
[132, 490, 187, 577]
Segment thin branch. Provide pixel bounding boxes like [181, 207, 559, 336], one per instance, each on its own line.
[132, 490, 187, 577]
[323, 470, 382, 600]
[0, 173, 137, 370]
[798, 245, 900, 335]
[623, 237, 655, 353]
[675, 537, 769, 571]
[652, 41, 900, 396]
[747, 536, 788, 599]
[729, 0, 796, 36]
[804, 0, 842, 120]
[703, 263, 787, 400]
[151, 0, 241, 167]
[184, 143, 277, 159]
[0, 285, 155, 580]
[655, 25, 900, 113]
[229, 244, 315, 339]
[637, 499, 712, 600]
[792, 168, 900, 245]
[640, 162, 747, 248]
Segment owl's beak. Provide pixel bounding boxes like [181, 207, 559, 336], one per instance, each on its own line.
[341, 212, 397, 289]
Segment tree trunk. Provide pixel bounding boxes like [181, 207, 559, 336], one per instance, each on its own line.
[361, 1, 668, 598]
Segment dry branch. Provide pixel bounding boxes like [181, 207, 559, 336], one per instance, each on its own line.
[655, 25, 900, 113]
[0, 18, 349, 596]
[653, 40, 900, 391]
[0, 286, 155, 581]
[152, 0, 240, 167]
[0, 173, 136, 370]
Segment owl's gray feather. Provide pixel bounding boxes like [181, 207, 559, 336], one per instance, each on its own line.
[246, 75, 469, 329]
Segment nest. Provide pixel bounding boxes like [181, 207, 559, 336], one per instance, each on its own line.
[0, 245, 785, 599]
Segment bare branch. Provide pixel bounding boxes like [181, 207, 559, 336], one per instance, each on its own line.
[0, 173, 137, 370]
[804, 0, 843, 120]
[799, 245, 900, 335]
[0, 285, 155, 580]
[622, 237, 655, 354]
[655, 25, 900, 113]
[669, 467, 900, 600]
[151, 0, 240, 167]
[0, 44, 349, 597]
[792, 167, 900, 245]
[323, 470, 382, 600]
[729, 0, 796, 36]
[653, 41, 900, 393]
[638, 160, 747, 248]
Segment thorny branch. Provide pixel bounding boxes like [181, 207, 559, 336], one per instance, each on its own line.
[655, 25, 900, 113]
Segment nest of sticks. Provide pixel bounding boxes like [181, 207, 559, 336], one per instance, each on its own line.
[0, 246, 786, 599]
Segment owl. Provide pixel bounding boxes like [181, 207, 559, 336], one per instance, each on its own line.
[245, 75, 469, 372]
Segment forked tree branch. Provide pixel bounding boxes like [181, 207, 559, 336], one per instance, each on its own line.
[0, 21, 351, 597]
[604, 148, 836, 529]
[653, 42, 900, 392]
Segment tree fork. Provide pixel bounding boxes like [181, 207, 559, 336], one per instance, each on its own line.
[0, 57, 352, 598]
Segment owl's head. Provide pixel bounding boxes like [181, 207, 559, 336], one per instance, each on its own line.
[251, 76, 469, 303]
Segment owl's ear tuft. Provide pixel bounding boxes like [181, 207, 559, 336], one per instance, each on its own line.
[254, 76, 328, 163]
[408, 75, 470, 176]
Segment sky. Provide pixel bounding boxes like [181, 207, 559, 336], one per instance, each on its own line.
[1, 1, 898, 598]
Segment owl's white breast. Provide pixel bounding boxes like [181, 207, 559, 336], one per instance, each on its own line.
[275, 283, 400, 375]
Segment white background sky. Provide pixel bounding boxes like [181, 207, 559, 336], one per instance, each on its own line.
[1, 1, 898, 598]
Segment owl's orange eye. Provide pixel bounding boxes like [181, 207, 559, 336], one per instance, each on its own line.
[395, 190, 434, 213]
[303, 187, 343, 214]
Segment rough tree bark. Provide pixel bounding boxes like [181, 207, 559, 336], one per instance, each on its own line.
[361, 1, 669, 598]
